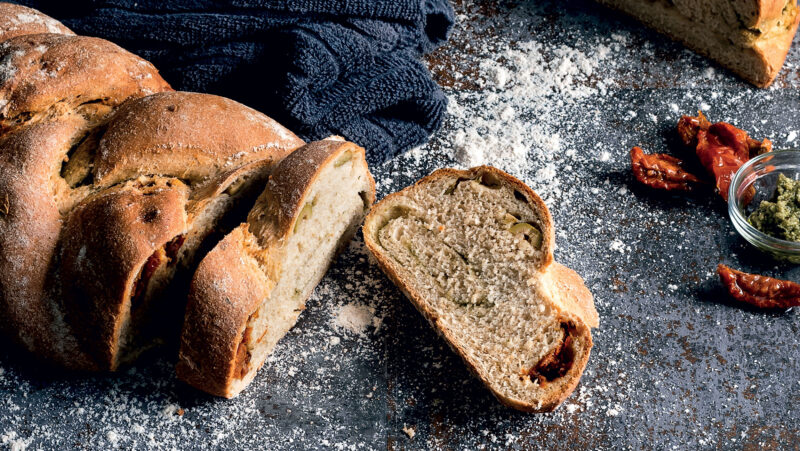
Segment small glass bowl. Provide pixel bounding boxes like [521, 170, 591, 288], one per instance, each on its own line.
[728, 150, 800, 263]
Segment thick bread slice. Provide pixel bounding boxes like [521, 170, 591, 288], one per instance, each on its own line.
[57, 161, 278, 371]
[362, 166, 598, 412]
[53, 92, 304, 370]
[177, 138, 375, 398]
[595, 0, 800, 87]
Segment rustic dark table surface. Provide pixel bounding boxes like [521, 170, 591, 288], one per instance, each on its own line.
[3, 1, 800, 449]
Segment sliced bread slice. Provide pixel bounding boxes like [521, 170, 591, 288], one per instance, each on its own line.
[177, 138, 375, 398]
[362, 166, 598, 412]
[595, 0, 800, 87]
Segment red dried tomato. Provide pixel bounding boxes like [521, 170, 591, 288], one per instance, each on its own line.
[677, 111, 711, 146]
[527, 322, 575, 384]
[630, 146, 704, 191]
[717, 264, 800, 309]
[677, 113, 772, 201]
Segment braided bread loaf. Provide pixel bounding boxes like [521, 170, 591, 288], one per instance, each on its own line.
[0, 3, 372, 396]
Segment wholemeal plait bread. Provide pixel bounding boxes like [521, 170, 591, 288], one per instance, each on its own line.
[595, 0, 800, 87]
[363, 166, 599, 412]
[0, 4, 305, 370]
[177, 138, 375, 398]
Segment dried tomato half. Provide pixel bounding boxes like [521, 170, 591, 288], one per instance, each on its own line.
[630, 146, 704, 191]
[717, 264, 800, 309]
[678, 113, 772, 201]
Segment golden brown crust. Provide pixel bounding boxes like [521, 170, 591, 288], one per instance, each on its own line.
[362, 166, 595, 412]
[753, 6, 800, 83]
[596, 0, 800, 87]
[59, 178, 189, 370]
[0, 2, 73, 41]
[543, 262, 600, 328]
[0, 5, 305, 372]
[250, 138, 376, 249]
[178, 139, 376, 398]
[93, 92, 304, 187]
[0, 34, 171, 131]
[0, 118, 92, 368]
[752, 0, 792, 27]
[177, 227, 272, 397]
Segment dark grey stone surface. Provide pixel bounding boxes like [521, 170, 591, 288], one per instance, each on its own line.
[2, 1, 800, 449]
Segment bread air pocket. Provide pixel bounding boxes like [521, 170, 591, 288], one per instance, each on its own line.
[363, 166, 598, 412]
[177, 138, 375, 398]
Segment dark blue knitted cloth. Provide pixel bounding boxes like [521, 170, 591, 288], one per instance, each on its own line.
[19, 0, 454, 164]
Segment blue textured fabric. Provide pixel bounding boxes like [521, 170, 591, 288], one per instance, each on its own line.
[18, 0, 454, 163]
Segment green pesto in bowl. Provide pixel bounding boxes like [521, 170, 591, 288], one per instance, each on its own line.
[748, 173, 800, 242]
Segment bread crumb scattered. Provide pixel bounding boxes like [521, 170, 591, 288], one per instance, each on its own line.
[402, 425, 416, 439]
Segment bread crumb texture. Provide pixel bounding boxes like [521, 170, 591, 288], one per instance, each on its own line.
[369, 171, 576, 406]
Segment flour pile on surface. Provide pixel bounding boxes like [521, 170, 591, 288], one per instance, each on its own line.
[331, 303, 381, 336]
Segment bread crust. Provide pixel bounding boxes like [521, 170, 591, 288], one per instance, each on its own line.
[177, 227, 272, 397]
[177, 139, 376, 398]
[596, 0, 800, 87]
[250, 138, 376, 249]
[93, 92, 304, 187]
[363, 166, 597, 412]
[0, 2, 73, 41]
[0, 33, 171, 131]
[0, 118, 92, 368]
[543, 262, 600, 328]
[752, 0, 792, 27]
[59, 179, 189, 370]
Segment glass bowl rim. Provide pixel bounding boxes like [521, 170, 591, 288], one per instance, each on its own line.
[728, 149, 800, 253]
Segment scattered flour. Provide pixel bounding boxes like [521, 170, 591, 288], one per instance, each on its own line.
[448, 38, 612, 198]
[332, 303, 376, 336]
[1, 1, 798, 450]
[1, 431, 31, 451]
[106, 430, 120, 445]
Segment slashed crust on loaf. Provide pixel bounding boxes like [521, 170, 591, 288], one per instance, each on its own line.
[596, 0, 800, 87]
[363, 166, 598, 412]
[0, 5, 307, 371]
[177, 138, 376, 398]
